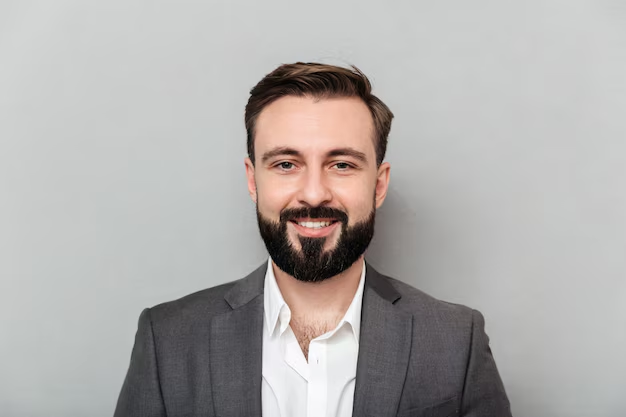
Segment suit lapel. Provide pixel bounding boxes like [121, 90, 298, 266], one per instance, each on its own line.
[353, 263, 413, 417]
[210, 263, 266, 417]
[208, 261, 412, 417]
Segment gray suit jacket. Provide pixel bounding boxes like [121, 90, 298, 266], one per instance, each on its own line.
[114, 262, 512, 417]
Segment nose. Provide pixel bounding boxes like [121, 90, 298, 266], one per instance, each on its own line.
[296, 167, 333, 207]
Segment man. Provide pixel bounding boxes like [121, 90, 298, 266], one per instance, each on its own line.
[114, 62, 512, 417]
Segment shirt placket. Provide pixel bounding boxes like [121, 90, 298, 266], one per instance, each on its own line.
[306, 338, 327, 417]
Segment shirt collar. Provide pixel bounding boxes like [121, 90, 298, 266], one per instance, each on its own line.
[263, 257, 290, 337]
[263, 257, 366, 343]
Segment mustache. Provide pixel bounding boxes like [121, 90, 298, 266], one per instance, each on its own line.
[279, 206, 348, 224]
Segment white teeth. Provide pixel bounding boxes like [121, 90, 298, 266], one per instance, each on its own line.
[298, 221, 331, 229]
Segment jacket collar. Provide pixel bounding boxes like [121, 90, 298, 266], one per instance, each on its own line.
[212, 260, 411, 417]
[223, 259, 402, 309]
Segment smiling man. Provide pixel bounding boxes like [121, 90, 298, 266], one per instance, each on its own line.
[114, 63, 512, 417]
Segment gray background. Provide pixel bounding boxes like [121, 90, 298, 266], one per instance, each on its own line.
[1, 0, 624, 416]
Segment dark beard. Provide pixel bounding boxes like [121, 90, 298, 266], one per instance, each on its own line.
[256, 204, 375, 283]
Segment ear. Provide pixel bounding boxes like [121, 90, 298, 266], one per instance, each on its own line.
[374, 161, 391, 209]
[244, 157, 257, 204]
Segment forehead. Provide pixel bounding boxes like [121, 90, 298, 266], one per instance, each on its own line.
[254, 96, 375, 159]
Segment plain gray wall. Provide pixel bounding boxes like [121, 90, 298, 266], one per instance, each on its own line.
[1, 0, 624, 416]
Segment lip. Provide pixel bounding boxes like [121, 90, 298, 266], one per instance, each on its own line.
[290, 220, 340, 238]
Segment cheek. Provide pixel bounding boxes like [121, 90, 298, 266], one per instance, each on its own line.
[256, 178, 295, 216]
[333, 183, 376, 224]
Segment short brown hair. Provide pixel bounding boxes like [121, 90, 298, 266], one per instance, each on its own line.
[245, 62, 394, 166]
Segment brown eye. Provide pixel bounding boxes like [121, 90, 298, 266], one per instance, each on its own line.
[335, 162, 351, 170]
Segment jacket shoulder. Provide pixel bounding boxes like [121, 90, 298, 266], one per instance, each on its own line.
[148, 280, 236, 324]
[383, 274, 477, 326]
[147, 262, 267, 327]
[381, 274, 483, 370]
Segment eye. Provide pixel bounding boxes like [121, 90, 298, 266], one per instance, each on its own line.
[276, 161, 296, 171]
[333, 162, 353, 170]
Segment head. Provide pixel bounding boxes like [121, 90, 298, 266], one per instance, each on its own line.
[244, 62, 393, 282]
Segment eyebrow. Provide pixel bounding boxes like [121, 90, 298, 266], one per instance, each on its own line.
[261, 146, 369, 164]
[327, 148, 368, 163]
[261, 147, 301, 164]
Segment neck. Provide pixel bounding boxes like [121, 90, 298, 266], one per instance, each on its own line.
[272, 256, 364, 321]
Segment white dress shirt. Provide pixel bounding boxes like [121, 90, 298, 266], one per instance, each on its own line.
[261, 257, 366, 417]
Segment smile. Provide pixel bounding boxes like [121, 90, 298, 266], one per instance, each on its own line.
[296, 220, 333, 229]
[289, 219, 340, 237]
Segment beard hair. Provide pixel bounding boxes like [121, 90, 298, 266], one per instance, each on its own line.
[256, 203, 376, 283]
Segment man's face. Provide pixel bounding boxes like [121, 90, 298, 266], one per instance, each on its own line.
[245, 96, 390, 282]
